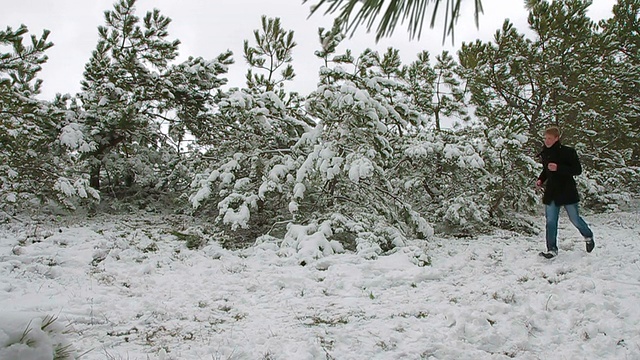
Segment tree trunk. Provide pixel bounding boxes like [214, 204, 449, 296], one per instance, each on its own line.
[90, 163, 101, 190]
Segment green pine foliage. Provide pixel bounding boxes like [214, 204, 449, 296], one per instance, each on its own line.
[458, 0, 639, 210]
[593, 0, 640, 196]
[402, 50, 437, 127]
[70, 0, 233, 207]
[304, 0, 485, 43]
[0, 25, 96, 209]
[268, 43, 434, 252]
[244, 16, 297, 97]
[189, 88, 309, 240]
[190, 16, 310, 241]
[3, 0, 637, 253]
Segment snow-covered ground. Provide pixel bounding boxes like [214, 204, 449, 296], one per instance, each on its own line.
[1, 208, 639, 360]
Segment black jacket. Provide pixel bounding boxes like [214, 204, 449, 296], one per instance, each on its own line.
[537, 141, 582, 205]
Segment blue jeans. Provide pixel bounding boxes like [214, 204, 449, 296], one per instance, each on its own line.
[545, 201, 593, 252]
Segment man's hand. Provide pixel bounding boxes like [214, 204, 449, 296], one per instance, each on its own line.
[547, 162, 558, 171]
[535, 179, 543, 188]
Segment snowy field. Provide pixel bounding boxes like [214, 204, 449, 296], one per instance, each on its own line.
[1, 208, 639, 360]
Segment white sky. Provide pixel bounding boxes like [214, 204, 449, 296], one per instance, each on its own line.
[1, 0, 617, 99]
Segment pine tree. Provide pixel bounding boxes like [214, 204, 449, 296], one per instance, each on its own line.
[190, 29, 435, 256]
[402, 50, 468, 131]
[574, 0, 640, 199]
[0, 25, 96, 209]
[402, 51, 437, 128]
[598, 0, 640, 168]
[244, 16, 296, 98]
[395, 49, 501, 233]
[190, 16, 310, 242]
[458, 20, 542, 140]
[432, 51, 468, 130]
[315, 19, 346, 70]
[73, 0, 232, 204]
[291, 46, 433, 253]
[399, 127, 502, 234]
[459, 0, 639, 209]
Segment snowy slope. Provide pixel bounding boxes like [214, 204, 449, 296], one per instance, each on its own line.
[1, 209, 639, 359]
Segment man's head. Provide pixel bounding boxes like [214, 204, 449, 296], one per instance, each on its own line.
[544, 126, 561, 148]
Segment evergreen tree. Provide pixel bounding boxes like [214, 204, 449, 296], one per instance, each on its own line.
[189, 85, 309, 243]
[397, 49, 510, 234]
[598, 0, 640, 168]
[432, 51, 468, 130]
[315, 19, 346, 70]
[402, 50, 468, 131]
[402, 51, 437, 129]
[456, 20, 542, 218]
[244, 16, 296, 98]
[398, 127, 509, 234]
[286, 45, 432, 254]
[0, 25, 96, 209]
[190, 26, 434, 258]
[190, 17, 311, 243]
[72, 0, 232, 204]
[458, 20, 542, 140]
[459, 0, 639, 209]
[572, 0, 640, 199]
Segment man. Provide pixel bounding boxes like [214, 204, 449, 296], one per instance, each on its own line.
[536, 126, 594, 259]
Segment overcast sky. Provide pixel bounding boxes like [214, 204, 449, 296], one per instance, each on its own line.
[2, 0, 617, 100]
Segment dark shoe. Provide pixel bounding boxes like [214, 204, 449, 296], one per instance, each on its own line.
[539, 250, 558, 259]
[585, 238, 595, 253]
